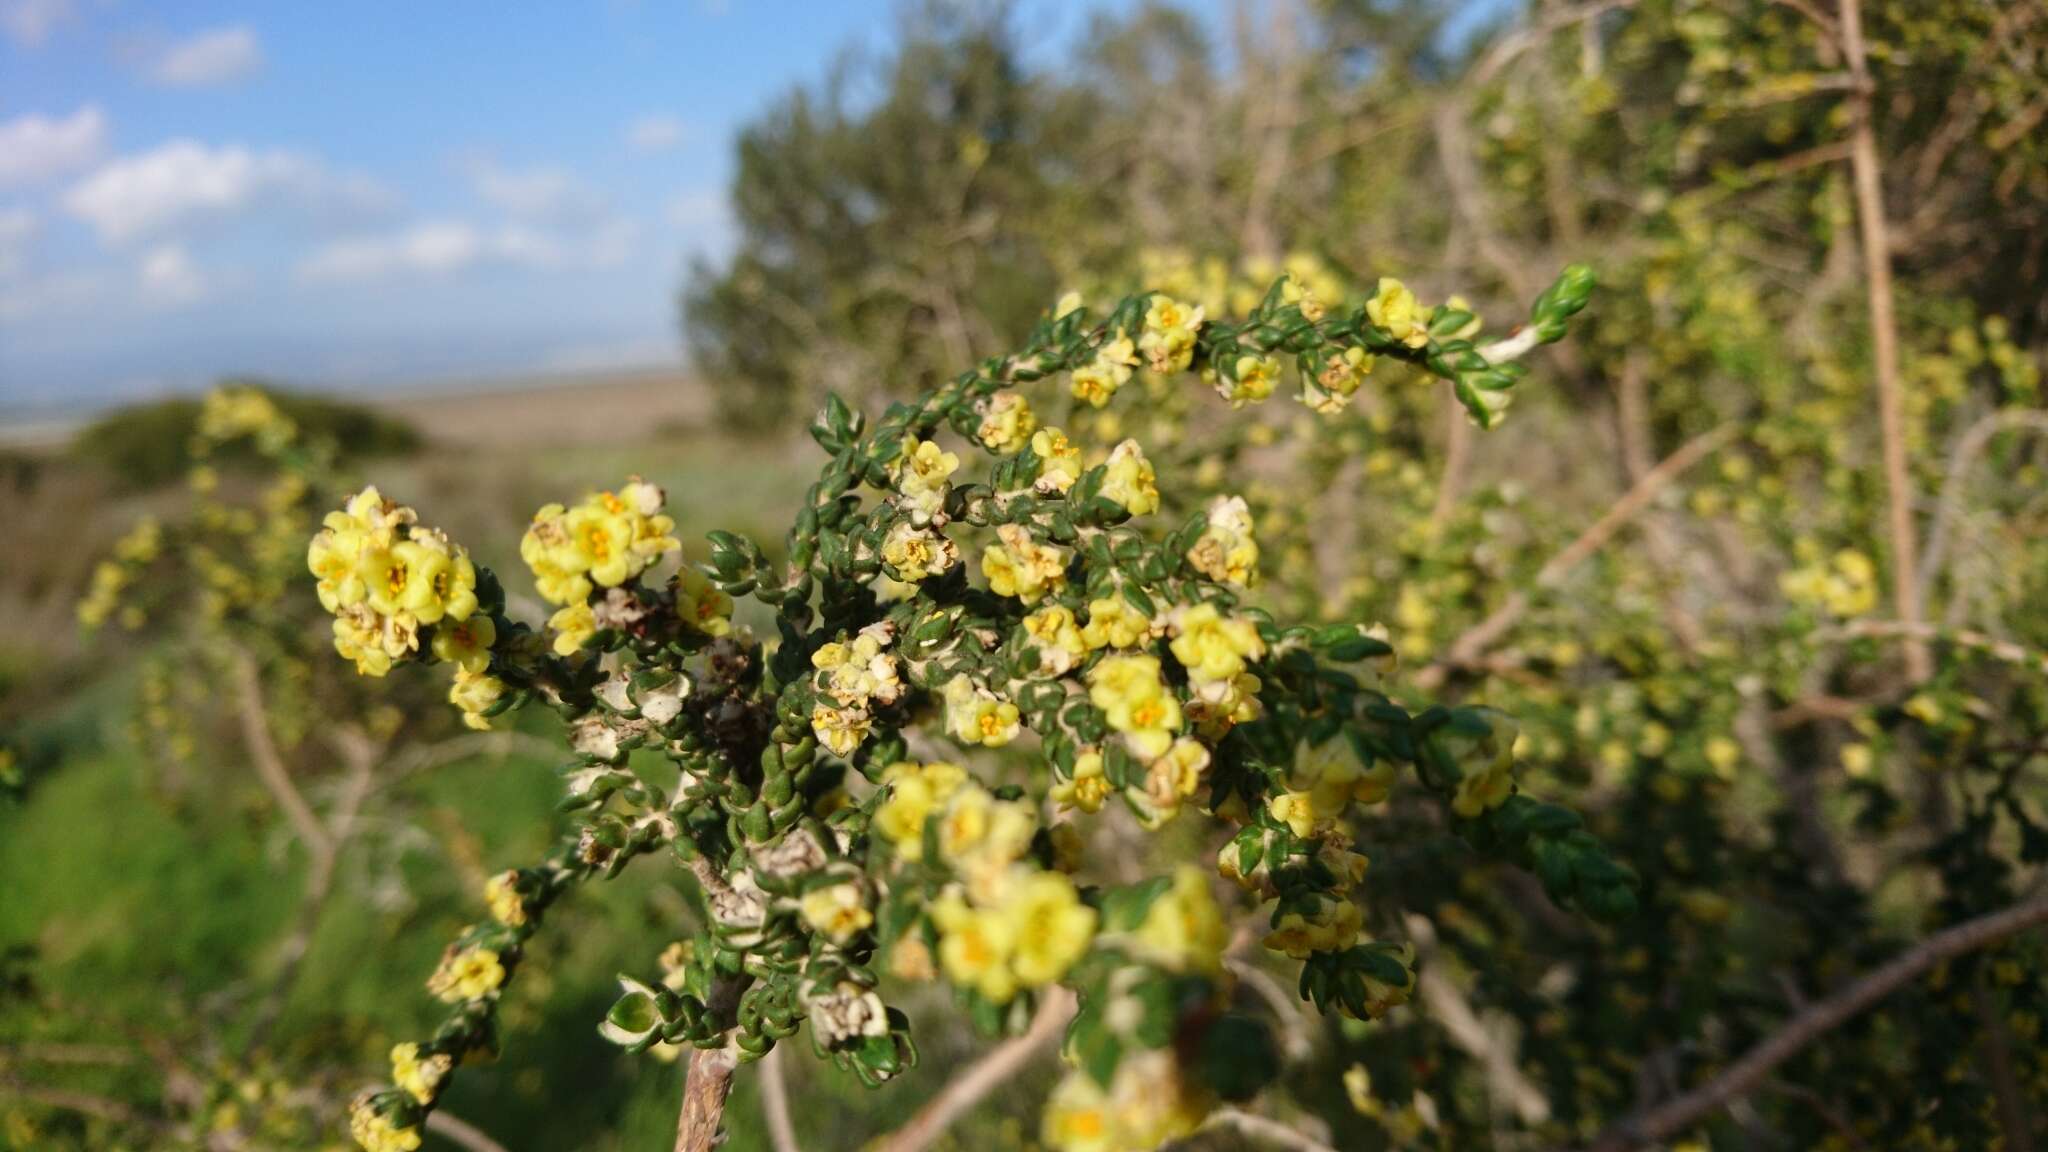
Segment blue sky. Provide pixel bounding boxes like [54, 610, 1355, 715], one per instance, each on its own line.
[0, 0, 1153, 416]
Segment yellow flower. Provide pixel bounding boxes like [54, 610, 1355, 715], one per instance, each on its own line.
[977, 390, 1038, 453]
[1186, 495, 1258, 586]
[1087, 654, 1182, 761]
[447, 669, 503, 732]
[390, 1042, 451, 1105]
[816, 626, 902, 710]
[943, 674, 1022, 747]
[1132, 737, 1209, 829]
[895, 438, 959, 521]
[931, 890, 1019, 1003]
[881, 522, 959, 581]
[674, 569, 733, 636]
[1072, 330, 1138, 408]
[1704, 735, 1741, 776]
[1290, 736, 1396, 818]
[1366, 277, 1430, 349]
[547, 601, 598, 656]
[1052, 749, 1111, 814]
[1139, 294, 1205, 374]
[1167, 603, 1265, 685]
[1840, 742, 1874, 777]
[981, 524, 1070, 602]
[349, 1099, 423, 1152]
[1001, 871, 1096, 986]
[1268, 790, 1317, 838]
[1042, 1069, 1115, 1152]
[1032, 427, 1084, 494]
[1305, 345, 1374, 413]
[1211, 353, 1279, 407]
[427, 946, 505, 1003]
[1132, 866, 1227, 974]
[1082, 596, 1154, 650]
[520, 479, 679, 606]
[1263, 894, 1361, 958]
[810, 703, 872, 758]
[1022, 604, 1088, 676]
[1098, 440, 1159, 515]
[484, 871, 526, 926]
[1453, 755, 1516, 818]
[431, 614, 496, 673]
[799, 881, 874, 945]
[873, 761, 969, 859]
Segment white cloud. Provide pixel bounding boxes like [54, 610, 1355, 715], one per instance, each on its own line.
[63, 140, 392, 244]
[1, 0, 72, 47]
[298, 222, 485, 282]
[138, 243, 205, 305]
[146, 25, 263, 88]
[467, 159, 609, 225]
[0, 106, 108, 187]
[626, 114, 687, 154]
[299, 215, 640, 284]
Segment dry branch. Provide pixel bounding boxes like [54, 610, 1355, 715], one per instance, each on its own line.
[1417, 422, 1738, 689]
[1581, 892, 2048, 1152]
[866, 987, 1075, 1152]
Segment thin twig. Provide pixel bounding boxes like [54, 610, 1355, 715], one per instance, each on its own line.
[1468, 0, 1640, 90]
[1418, 423, 1738, 688]
[1198, 1107, 1340, 1152]
[757, 1044, 803, 1152]
[1917, 409, 2048, 609]
[1581, 892, 2048, 1152]
[427, 1110, 514, 1152]
[867, 987, 1075, 1152]
[1839, 0, 1930, 683]
[231, 647, 330, 859]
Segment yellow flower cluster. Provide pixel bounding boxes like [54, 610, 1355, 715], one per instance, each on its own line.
[983, 523, 1071, 602]
[1207, 352, 1280, 408]
[977, 390, 1038, 453]
[893, 438, 959, 523]
[1451, 711, 1519, 819]
[1099, 440, 1159, 515]
[674, 569, 735, 636]
[521, 478, 680, 654]
[1138, 294, 1204, 374]
[943, 674, 1022, 747]
[1032, 427, 1085, 494]
[1128, 866, 1229, 974]
[309, 487, 481, 678]
[1365, 277, 1430, 349]
[1072, 330, 1139, 408]
[196, 385, 296, 451]
[426, 945, 505, 1003]
[1167, 603, 1266, 735]
[872, 760, 968, 860]
[1283, 737, 1397, 831]
[484, 871, 526, 926]
[77, 516, 162, 630]
[1263, 892, 1363, 959]
[348, 1100, 422, 1152]
[1051, 749, 1112, 814]
[1022, 604, 1088, 676]
[1303, 345, 1375, 414]
[809, 623, 903, 756]
[1778, 548, 1879, 618]
[1043, 1050, 1212, 1152]
[799, 880, 874, 945]
[389, 1042, 450, 1105]
[1186, 496, 1259, 586]
[881, 521, 960, 581]
[1081, 596, 1153, 650]
[1088, 654, 1183, 760]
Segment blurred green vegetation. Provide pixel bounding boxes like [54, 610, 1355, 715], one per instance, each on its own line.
[70, 381, 422, 490]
